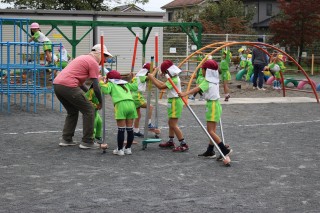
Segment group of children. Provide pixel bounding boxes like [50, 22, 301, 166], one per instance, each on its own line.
[238, 47, 285, 90]
[189, 51, 233, 102]
[29, 21, 232, 161]
[83, 56, 232, 163]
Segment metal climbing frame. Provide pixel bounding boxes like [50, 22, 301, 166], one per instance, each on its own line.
[178, 41, 320, 103]
[20, 20, 202, 63]
[0, 18, 62, 113]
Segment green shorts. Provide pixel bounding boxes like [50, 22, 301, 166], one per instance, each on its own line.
[114, 100, 138, 120]
[206, 100, 222, 122]
[221, 70, 231, 81]
[167, 97, 183, 118]
[274, 71, 281, 79]
[43, 41, 52, 52]
[133, 93, 146, 108]
[55, 61, 69, 69]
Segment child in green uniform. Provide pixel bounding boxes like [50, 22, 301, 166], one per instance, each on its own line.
[189, 54, 205, 101]
[245, 54, 254, 81]
[131, 63, 156, 137]
[147, 60, 188, 152]
[178, 59, 232, 159]
[238, 48, 247, 71]
[28, 22, 53, 65]
[264, 54, 286, 90]
[85, 82, 105, 146]
[56, 46, 72, 68]
[99, 70, 138, 156]
[220, 49, 232, 101]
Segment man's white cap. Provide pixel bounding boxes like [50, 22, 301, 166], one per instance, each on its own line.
[91, 44, 113, 57]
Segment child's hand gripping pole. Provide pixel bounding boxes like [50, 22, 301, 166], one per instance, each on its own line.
[164, 74, 231, 166]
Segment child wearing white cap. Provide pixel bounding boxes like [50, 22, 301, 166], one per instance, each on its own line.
[178, 59, 232, 160]
[131, 63, 157, 137]
[147, 60, 188, 152]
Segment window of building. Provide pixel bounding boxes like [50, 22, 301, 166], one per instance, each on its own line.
[168, 11, 173, 22]
[244, 5, 248, 16]
[266, 3, 272, 16]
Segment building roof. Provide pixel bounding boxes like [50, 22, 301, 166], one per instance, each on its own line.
[112, 4, 145, 12]
[0, 9, 164, 18]
[161, 0, 207, 9]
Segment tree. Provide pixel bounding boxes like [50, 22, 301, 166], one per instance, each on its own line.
[269, 0, 320, 63]
[198, 0, 255, 34]
[3, 0, 148, 10]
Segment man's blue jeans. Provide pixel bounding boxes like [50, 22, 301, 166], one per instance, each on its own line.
[252, 64, 265, 88]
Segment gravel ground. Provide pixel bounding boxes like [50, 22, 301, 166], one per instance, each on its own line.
[1, 70, 320, 212]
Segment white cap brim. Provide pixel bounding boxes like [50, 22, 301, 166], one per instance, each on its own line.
[136, 68, 148, 77]
[167, 65, 181, 76]
[109, 79, 128, 84]
[104, 50, 113, 57]
[205, 68, 219, 83]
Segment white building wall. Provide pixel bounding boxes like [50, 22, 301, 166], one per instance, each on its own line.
[0, 10, 164, 74]
[96, 16, 163, 72]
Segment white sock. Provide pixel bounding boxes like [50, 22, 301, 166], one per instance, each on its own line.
[148, 119, 152, 124]
[134, 128, 139, 133]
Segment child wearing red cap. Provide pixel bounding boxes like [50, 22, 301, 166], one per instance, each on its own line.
[131, 63, 156, 137]
[147, 60, 188, 152]
[99, 70, 138, 156]
[178, 60, 232, 160]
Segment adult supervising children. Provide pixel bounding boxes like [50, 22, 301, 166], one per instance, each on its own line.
[53, 44, 112, 149]
[252, 37, 269, 90]
[147, 60, 188, 152]
[178, 59, 232, 159]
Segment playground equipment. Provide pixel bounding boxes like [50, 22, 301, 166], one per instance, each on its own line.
[235, 69, 247, 80]
[176, 41, 319, 103]
[0, 18, 62, 113]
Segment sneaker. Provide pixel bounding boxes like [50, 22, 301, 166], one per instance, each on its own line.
[188, 96, 195, 101]
[172, 144, 189, 152]
[224, 95, 231, 102]
[79, 142, 100, 149]
[159, 141, 175, 148]
[217, 149, 233, 161]
[198, 150, 216, 158]
[198, 96, 205, 101]
[148, 123, 156, 129]
[124, 147, 132, 155]
[95, 137, 103, 144]
[113, 148, 125, 156]
[253, 87, 257, 90]
[258, 87, 266, 91]
[59, 139, 77, 147]
[134, 131, 144, 137]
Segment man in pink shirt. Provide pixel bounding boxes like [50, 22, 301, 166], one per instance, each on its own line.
[54, 44, 112, 149]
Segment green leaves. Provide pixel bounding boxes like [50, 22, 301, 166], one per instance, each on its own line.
[2, 0, 149, 10]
